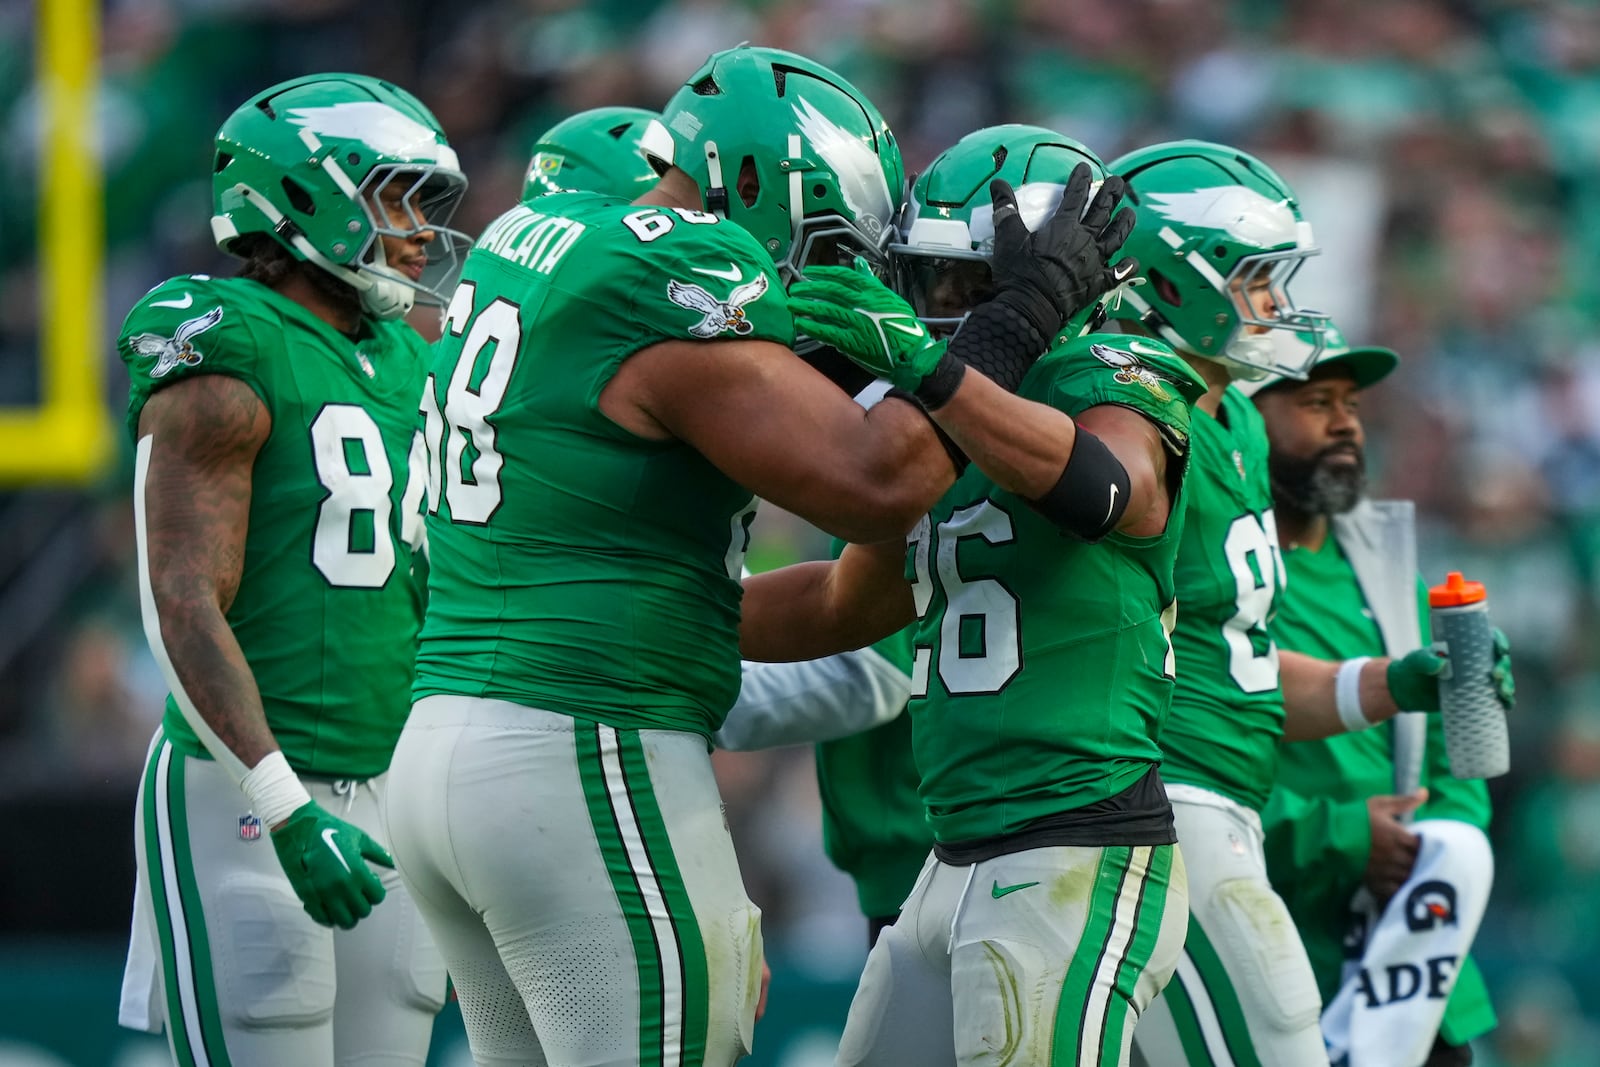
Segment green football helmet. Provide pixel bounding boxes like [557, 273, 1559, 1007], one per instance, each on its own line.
[1106, 140, 1328, 381]
[522, 106, 660, 203]
[643, 45, 905, 284]
[210, 73, 471, 320]
[890, 124, 1112, 337]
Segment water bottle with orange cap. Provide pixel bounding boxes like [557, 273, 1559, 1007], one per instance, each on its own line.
[1429, 572, 1511, 779]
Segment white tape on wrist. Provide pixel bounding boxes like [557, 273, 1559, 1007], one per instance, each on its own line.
[1336, 656, 1375, 732]
[240, 750, 313, 830]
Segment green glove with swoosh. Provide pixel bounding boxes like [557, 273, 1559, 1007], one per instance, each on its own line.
[270, 800, 393, 929]
[787, 257, 964, 404]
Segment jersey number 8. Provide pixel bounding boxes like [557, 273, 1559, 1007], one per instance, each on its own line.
[423, 281, 523, 524]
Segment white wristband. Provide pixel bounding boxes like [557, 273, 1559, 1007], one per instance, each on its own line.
[1336, 657, 1375, 732]
[240, 750, 313, 830]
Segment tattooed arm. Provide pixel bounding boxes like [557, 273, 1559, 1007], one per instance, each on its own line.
[136, 373, 275, 782]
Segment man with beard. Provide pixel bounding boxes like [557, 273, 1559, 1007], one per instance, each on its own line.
[1244, 328, 1500, 1067]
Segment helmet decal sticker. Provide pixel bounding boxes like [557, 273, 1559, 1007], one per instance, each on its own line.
[1144, 186, 1297, 248]
[790, 96, 892, 233]
[286, 101, 450, 165]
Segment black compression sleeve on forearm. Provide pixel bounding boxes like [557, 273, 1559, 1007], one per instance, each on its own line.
[946, 298, 1049, 395]
[884, 387, 970, 475]
[1029, 426, 1130, 542]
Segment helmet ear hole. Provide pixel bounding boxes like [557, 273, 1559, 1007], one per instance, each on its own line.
[1150, 268, 1182, 308]
[737, 156, 760, 208]
[280, 176, 316, 216]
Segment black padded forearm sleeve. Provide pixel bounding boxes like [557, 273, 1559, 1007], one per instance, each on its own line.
[946, 297, 1050, 395]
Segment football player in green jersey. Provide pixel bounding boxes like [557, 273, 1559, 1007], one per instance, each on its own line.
[1245, 331, 1501, 1066]
[737, 124, 1202, 1067]
[522, 105, 661, 203]
[117, 75, 469, 1066]
[1104, 142, 1498, 1067]
[383, 48, 1137, 1067]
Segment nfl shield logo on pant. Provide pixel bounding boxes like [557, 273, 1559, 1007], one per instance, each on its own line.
[239, 813, 263, 841]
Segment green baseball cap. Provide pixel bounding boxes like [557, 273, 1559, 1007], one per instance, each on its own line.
[1235, 321, 1398, 397]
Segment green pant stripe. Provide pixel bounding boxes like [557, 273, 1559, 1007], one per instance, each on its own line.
[164, 746, 232, 1066]
[1171, 915, 1263, 1067]
[1163, 967, 1224, 1066]
[1053, 845, 1134, 1064]
[144, 740, 232, 1067]
[142, 739, 196, 1067]
[576, 724, 669, 1067]
[1099, 844, 1175, 1060]
[618, 730, 709, 1067]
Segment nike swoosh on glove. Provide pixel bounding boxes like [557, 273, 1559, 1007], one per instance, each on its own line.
[270, 800, 393, 929]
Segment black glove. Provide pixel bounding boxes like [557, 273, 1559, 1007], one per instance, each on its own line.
[988, 164, 1138, 340]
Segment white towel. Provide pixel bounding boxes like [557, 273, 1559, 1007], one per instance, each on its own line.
[118, 871, 164, 1033]
[1321, 819, 1492, 1067]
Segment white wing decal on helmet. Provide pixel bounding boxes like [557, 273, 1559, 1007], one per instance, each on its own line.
[790, 97, 893, 235]
[285, 101, 450, 166]
[1144, 186, 1298, 249]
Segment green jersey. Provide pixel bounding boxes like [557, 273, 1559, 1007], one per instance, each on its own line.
[909, 335, 1204, 845]
[414, 193, 794, 736]
[120, 275, 431, 779]
[815, 535, 928, 919]
[1264, 533, 1496, 1044]
[1161, 385, 1285, 810]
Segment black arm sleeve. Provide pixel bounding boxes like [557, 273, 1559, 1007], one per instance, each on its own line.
[1028, 426, 1131, 541]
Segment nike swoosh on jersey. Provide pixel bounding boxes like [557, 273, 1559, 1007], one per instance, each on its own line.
[1104, 483, 1120, 524]
[991, 879, 1041, 899]
[1125, 339, 1168, 359]
[321, 827, 353, 874]
[151, 293, 194, 309]
[691, 263, 744, 282]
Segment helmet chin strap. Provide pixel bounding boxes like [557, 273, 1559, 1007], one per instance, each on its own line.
[1217, 332, 1280, 381]
[351, 243, 416, 320]
[234, 184, 415, 320]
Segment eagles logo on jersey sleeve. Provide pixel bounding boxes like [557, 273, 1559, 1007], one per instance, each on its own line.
[634, 226, 790, 347]
[119, 275, 269, 440]
[665, 273, 770, 338]
[1023, 332, 1207, 453]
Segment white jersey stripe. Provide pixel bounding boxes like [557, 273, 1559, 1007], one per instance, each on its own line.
[152, 740, 211, 1067]
[597, 724, 684, 1067]
[133, 434, 249, 784]
[1079, 846, 1153, 1066]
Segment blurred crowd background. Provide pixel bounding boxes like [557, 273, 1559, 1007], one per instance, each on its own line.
[4, 0, 1600, 1063]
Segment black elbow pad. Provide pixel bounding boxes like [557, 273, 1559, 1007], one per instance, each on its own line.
[1028, 427, 1131, 541]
